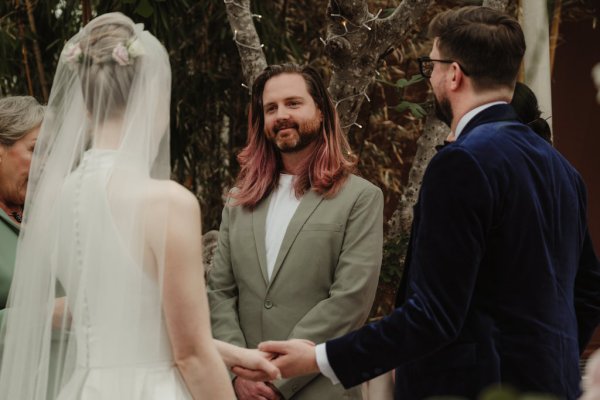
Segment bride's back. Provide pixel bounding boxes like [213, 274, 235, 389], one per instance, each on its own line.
[56, 149, 174, 369]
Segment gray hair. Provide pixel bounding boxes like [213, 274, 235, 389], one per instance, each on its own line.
[0, 96, 45, 146]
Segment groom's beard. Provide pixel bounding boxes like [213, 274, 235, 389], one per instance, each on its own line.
[434, 95, 453, 127]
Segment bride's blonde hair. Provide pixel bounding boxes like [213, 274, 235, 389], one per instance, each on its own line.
[77, 14, 137, 118]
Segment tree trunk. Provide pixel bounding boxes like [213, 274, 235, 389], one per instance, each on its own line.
[15, 2, 34, 96]
[324, 0, 432, 132]
[23, 0, 48, 102]
[82, 0, 92, 25]
[522, 0, 553, 133]
[549, 0, 562, 76]
[392, 115, 448, 235]
[224, 0, 267, 89]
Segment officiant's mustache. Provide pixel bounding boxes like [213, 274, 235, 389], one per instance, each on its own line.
[274, 120, 299, 133]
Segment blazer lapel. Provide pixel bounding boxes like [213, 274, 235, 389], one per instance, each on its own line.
[252, 192, 272, 285]
[268, 189, 323, 288]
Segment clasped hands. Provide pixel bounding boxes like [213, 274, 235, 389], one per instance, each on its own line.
[232, 339, 319, 382]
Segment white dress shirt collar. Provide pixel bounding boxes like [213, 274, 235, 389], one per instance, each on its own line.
[454, 101, 508, 139]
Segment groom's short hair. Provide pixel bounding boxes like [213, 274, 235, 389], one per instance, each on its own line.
[429, 6, 525, 90]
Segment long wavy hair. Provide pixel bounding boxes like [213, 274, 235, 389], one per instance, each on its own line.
[231, 64, 356, 209]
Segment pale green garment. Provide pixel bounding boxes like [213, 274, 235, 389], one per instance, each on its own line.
[0, 208, 19, 326]
[0, 208, 65, 400]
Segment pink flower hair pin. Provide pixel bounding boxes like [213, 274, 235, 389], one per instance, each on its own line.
[61, 37, 145, 67]
[62, 43, 83, 65]
[112, 38, 145, 66]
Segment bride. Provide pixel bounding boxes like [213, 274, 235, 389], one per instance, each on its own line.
[0, 12, 277, 399]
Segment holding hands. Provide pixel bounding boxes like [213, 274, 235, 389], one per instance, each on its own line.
[229, 339, 318, 399]
[216, 340, 280, 385]
[223, 345, 281, 382]
[223, 345, 282, 399]
[227, 338, 324, 399]
[229, 348, 283, 400]
[256, 339, 319, 379]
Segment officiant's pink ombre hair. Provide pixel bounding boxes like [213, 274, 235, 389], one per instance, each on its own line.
[231, 64, 356, 209]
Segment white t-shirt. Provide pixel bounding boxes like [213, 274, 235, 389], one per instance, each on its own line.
[265, 174, 302, 280]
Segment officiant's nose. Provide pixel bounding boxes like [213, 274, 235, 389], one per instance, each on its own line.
[275, 107, 291, 121]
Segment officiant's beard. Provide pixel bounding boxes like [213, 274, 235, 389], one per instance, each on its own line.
[266, 117, 321, 153]
[434, 95, 453, 128]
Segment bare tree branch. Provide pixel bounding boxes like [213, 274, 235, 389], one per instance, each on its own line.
[482, 0, 509, 10]
[324, 0, 432, 132]
[224, 0, 267, 89]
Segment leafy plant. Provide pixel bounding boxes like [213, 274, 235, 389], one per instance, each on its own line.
[377, 73, 428, 118]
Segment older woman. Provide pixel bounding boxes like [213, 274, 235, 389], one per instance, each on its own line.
[0, 96, 44, 323]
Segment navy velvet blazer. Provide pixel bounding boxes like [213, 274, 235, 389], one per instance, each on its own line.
[326, 104, 600, 399]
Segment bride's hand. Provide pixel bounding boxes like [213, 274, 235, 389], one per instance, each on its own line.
[52, 297, 71, 330]
[230, 348, 281, 382]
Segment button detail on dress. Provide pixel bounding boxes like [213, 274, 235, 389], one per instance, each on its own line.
[264, 299, 273, 309]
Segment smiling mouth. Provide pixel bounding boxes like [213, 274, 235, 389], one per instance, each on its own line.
[277, 127, 296, 135]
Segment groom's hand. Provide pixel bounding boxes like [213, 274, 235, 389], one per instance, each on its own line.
[258, 339, 319, 378]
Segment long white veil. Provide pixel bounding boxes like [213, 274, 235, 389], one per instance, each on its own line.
[0, 12, 175, 399]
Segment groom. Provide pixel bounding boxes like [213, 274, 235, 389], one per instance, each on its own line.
[208, 64, 383, 399]
[257, 6, 600, 400]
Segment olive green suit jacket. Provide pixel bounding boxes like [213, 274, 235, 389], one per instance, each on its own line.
[208, 175, 383, 399]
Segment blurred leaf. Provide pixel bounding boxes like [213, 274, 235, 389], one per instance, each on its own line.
[409, 103, 427, 118]
[395, 74, 424, 88]
[135, 0, 154, 18]
[480, 387, 520, 400]
[391, 101, 412, 113]
[519, 395, 560, 400]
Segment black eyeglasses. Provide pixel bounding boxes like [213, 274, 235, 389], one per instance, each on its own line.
[418, 56, 470, 78]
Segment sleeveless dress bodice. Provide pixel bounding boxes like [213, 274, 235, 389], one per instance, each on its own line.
[53, 150, 191, 399]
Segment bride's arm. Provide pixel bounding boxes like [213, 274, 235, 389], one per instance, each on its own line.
[158, 182, 235, 399]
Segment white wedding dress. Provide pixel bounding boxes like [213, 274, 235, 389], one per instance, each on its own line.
[53, 149, 192, 400]
[0, 13, 193, 400]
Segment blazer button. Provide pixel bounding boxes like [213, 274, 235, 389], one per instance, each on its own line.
[264, 299, 273, 309]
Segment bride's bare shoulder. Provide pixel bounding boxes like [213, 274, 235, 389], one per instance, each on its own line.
[145, 179, 200, 214]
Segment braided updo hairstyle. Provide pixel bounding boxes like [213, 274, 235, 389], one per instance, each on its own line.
[77, 13, 137, 120]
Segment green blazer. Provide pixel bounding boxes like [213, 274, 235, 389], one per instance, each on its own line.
[0, 209, 66, 400]
[208, 174, 383, 399]
[0, 209, 19, 326]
